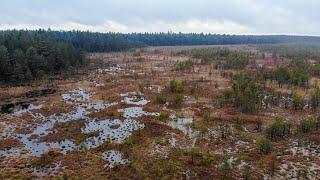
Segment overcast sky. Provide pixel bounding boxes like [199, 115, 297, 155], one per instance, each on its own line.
[0, 0, 319, 35]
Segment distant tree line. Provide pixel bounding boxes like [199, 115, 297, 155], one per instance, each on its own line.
[3, 30, 320, 53]
[2, 29, 320, 85]
[0, 31, 87, 84]
[120, 33, 320, 46]
[0, 30, 146, 53]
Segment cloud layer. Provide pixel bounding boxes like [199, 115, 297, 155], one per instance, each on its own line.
[0, 0, 319, 35]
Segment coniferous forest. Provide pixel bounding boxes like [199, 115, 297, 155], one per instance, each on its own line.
[2, 29, 320, 84]
[0, 30, 87, 83]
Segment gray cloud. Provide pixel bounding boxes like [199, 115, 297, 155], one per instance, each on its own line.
[0, 0, 319, 35]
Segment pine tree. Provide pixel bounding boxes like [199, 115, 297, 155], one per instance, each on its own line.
[0, 45, 11, 80]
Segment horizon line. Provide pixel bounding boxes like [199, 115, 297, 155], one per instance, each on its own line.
[1, 28, 320, 38]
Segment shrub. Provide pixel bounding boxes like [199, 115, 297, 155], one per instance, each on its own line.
[190, 82, 199, 94]
[62, 173, 69, 180]
[298, 119, 317, 133]
[310, 92, 319, 111]
[155, 166, 163, 177]
[191, 147, 200, 164]
[255, 118, 262, 132]
[235, 116, 244, 130]
[274, 67, 290, 87]
[173, 59, 194, 72]
[171, 94, 184, 107]
[269, 159, 277, 177]
[266, 118, 291, 141]
[257, 137, 272, 154]
[220, 154, 232, 178]
[156, 112, 170, 122]
[196, 124, 209, 135]
[203, 112, 211, 122]
[225, 53, 249, 69]
[198, 76, 205, 82]
[214, 81, 219, 88]
[167, 160, 176, 175]
[133, 72, 139, 80]
[223, 73, 262, 113]
[135, 90, 142, 99]
[124, 136, 134, 147]
[219, 124, 231, 139]
[201, 153, 214, 166]
[242, 165, 252, 180]
[317, 114, 320, 130]
[132, 51, 140, 57]
[292, 92, 306, 111]
[169, 80, 184, 93]
[155, 93, 166, 105]
[130, 162, 141, 171]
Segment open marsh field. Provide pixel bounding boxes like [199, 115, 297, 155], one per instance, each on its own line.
[1, 45, 319, 179]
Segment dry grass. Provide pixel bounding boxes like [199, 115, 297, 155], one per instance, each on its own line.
[0, 45, 319, 179]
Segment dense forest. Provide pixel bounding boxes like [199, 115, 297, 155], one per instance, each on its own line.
[2, 29, 320, 85]
[0, 31, 87, 84]
[121, 33, 320, 46]
[48, 31, 320, 50]
[2, 30, 320, 53]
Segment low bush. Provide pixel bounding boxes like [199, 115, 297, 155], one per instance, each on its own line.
[298, 119, 317, 133]
[155, 93, 166, 105]
[171, 94, 184, 107]
[167, 160, 176, 175]
[169, 80, 184, 93]
[235, 116, 245, 130]
[257, 137, 272, 154]
[201, 153, 214, 166]
[156, 112, 170, 122]
[266, 118, 291, 141]
[173, 59, 194, 72]
[203, 112, 211, 122]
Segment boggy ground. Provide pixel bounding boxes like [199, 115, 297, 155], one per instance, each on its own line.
[0, 45, 319, 179]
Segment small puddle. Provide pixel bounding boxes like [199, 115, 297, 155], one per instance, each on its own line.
[118, 107, 159, 118]
[82, 119, 145, 148]
[120, 92, 150, 106]
[102, 150, 129, 168]
[62, 88, 92, 104]
[14, 104, 43, 115]
[123, 96, 150, 106]
[96, 65, 123, 75]
[0, 88, 118, 157]
[18, 134, 77, 157]
[168, 117, 199, 147]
